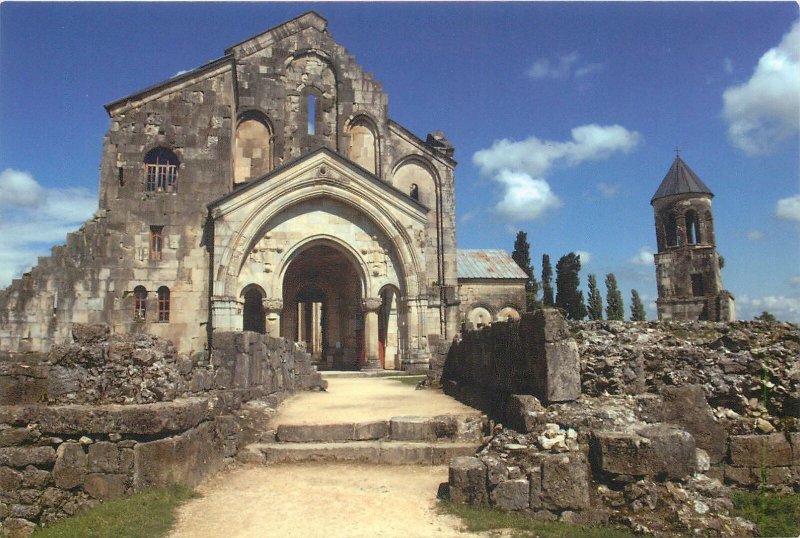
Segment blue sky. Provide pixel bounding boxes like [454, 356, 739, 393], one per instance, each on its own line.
[1, 2, 798, 321]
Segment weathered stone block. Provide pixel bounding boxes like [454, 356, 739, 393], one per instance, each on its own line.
[484, 456, 508, 487]
[791, 432, 800, 465]
[504, 394, 545, 433]
[21, 465, 50, 488]
[590, 431, 646, 476]
[10, 503, 39, 520]
[88, 441, 120, 473]
[724, 465, 758, 486]
[661, 384, 727, 464]
[636, 423, 697, 479]
[0, 428, 37, 448]
[540, 341, 580, 402]
[0, 446, 56, 468]
[448, 456, 487, 505]
[71, 323, 110, 344]
[529, 465, 543, 509]
[729, 434, 793, 467]
[490, 479, 529, 511]
[277, 423, 353, 443]
[1, 516, 36, 538]
[540, 453, 589, 510]
[0, 466, 22, 490]
[390, 416, 434, 441]
[84, 473, 126, 500]
[53, 442, 87, 489]
[353, 420, 389, 440]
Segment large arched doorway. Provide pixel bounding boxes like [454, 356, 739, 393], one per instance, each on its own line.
[281, 243, 364, 370]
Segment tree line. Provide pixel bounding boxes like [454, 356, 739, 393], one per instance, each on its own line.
[511, 231, 647, 321]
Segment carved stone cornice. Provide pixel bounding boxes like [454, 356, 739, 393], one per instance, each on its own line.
[361, 297, 382, 312]
[262, 298, 284, 311]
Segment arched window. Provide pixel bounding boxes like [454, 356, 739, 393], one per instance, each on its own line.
[686, 210, 702, 244]
[665, 212, 678, 247]
[234, 112, 273, 183]
[242, 286, 266, 334]
[307, 94, 317, 135]
[347, 117, 379, 174]
[157, 286, 170, 322]
[133, 286, 147, 321]
[144, 148, 179, 193]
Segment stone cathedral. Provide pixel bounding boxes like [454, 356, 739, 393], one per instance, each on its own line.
[0, 12, 528, 370]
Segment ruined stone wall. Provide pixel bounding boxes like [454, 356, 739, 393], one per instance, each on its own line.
[442, 309, 580, 413]
[0, 326, 324, 535]
[458, 280, 526, 327]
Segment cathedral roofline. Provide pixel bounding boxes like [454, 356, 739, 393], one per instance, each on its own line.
[207, 145, 431, 213]
[224, 11, 327, 56]
[651, 155, 714, 204]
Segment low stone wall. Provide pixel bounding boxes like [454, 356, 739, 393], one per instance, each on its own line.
[441, 309, 580, 414]
[0, 326, 325, 536]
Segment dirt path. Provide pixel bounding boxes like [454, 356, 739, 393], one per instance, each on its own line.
[168, 463, 488, 538]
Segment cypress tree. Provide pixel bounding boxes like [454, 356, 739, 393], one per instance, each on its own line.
[605, 273, 625, 320]
[587, 274, 603, 320]
[512, 231, 540, 310]
[541, 254, 554, 307]
[555, 253, 587, 320]
[630, 289, 646, 321]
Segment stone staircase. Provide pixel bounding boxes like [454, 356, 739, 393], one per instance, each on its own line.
[238, 414, 485, 465]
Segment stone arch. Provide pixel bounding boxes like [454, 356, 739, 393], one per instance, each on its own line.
[467, 305, 494, 328]
[496, 306, 521, 322]
[234, 110, 274, 184]
[345, 114, 380, 176]
[663, 210, 679, 247]
[685, 209, 702, 244]
[391, 156, 440, 207]
[220, 187, 422, 301]
[284, 51, 338, 156]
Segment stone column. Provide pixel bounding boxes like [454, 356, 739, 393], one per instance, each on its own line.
[262, 298, 283, 338]
[362, 297, 382, 370]
[211, 296, 244, 331]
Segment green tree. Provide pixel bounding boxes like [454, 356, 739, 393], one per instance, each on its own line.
[555, 253, 587, 320]
[605, 273, 625, 321]
[755, 311, 777, 322]
[512, 231, 540, 310]
[630, 289, 646, 321]
[541, 254, 554, 307]
[587, 274, 603, 320]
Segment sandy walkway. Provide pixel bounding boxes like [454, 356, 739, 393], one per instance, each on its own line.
[272, 377, 481, 425]
[168, 463, 485, 538]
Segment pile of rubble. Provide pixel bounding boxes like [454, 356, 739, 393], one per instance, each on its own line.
[574, 320, 800, 433]
[45, 324, 203, 404]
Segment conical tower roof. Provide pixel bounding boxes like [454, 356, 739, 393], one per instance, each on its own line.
[650, 156, 714, 204]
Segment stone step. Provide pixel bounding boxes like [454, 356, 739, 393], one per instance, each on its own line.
[274, 415, 485, 444]
[239, 440, 479, 465]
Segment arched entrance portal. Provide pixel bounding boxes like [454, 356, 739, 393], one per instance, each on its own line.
[282, 243, 364, 370]
[241, 285, 266, 333]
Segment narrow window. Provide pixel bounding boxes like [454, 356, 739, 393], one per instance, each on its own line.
[410, 183, 419, 201]
[144, 148, 179, 193]
[118, 166, 124, 187]
[149, 226, 163, 261]
[157, 286, 170, 322]
[686, 210, 702, 244]
[133, 286, 147, 321]
[307, 95, 316, 135]
[691, 274, 705, 297]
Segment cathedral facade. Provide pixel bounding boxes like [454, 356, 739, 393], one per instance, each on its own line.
[0, 13, 526, 369]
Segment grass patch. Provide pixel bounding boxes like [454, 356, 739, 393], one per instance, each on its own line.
[391, 374, 427, 385]
[32, 485, 198, 538]
[439, 501, 635, 538]
[732, 490, 800, 538]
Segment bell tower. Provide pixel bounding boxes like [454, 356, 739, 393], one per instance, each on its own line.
[651, 155, 735, 321]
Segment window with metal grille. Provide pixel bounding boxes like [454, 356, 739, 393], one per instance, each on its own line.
[133, 286, 147, 321]
[158, 286, 170, 322]
[150, 226, 163, 261]
[144, 148, 179, 193]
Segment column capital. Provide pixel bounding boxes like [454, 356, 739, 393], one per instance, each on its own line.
[262, 298, 284, 312]
[361, 297, 382, 312]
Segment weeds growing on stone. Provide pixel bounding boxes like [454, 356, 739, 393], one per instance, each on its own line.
[732, 491, 800, 538]
[31, 485, 198, 538]
[439, 501, 635, 538]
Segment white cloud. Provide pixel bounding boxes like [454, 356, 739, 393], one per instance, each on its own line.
[628, 246, 656, 266]
[0, 168, 97, 287]
[526, 52, 604, 81]
[596, 182, 620, 199]
[722, 19, 800, 155]
[459, 210, 477, 225]
[723, 57, 734, 74]
[788, 276, 800, 286]
[574, 250, 592, 264]
[493, 170, 562, 221]
[473, 124, 641, 222]
[737, 294, 800, 323]
[173, 69, 189, 78]
[776, 194, 800, 221]
[746, 230, 764, 240]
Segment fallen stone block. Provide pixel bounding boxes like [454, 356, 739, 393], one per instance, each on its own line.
[53, 442, 87, 489]
[0, 446, 55, 468]
[636, 423, 697, 479]
[504, 395, 545, 433]
[661, 384, 727, 464]
[353, 420, 389, 440]
[84, 473, 126, 500]
[448, 456, 487, 505]
[540, 453, 590, 510]
[276, 423, 354, 443]
[390, 416, 434, 441]
[729, 434, 793, 467]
